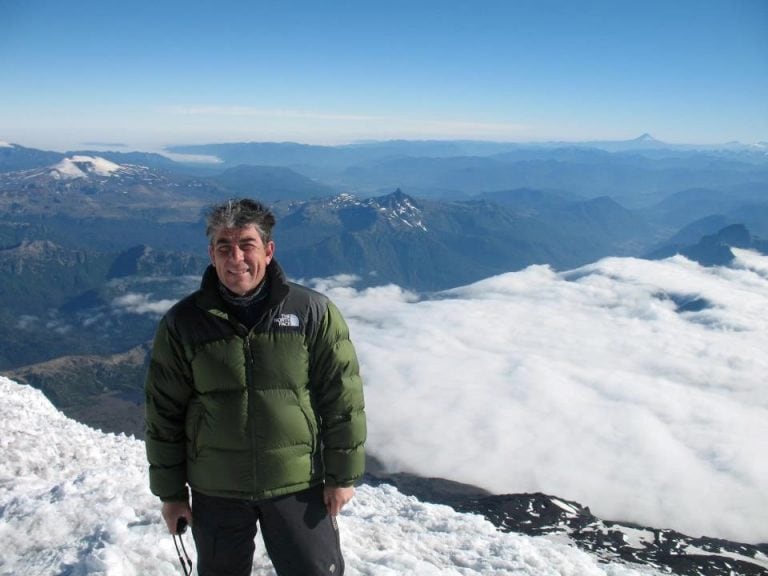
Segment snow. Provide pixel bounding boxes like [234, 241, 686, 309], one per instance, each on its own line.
[49, 155, 125, 179]
[324, 193, 428, 230]
[619, 528, 655, 550]
[549, 499, 579, 516]
[0, 376, 664, 576]
[334, 193, 358, 204]
[0, 140, 14, 148]
[682, 545, 768, 571]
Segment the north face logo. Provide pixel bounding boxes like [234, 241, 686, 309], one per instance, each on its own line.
[274, 313, 300, 327]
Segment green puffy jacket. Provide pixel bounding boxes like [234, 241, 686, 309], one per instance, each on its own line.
[144, 261, 366, 502]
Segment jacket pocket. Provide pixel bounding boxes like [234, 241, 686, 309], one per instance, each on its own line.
[299, 404, 319, 472]
[186, 404, 205, 461]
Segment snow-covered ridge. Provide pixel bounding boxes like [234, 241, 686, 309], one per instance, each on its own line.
[0, 376, 661, 575]
[326, 191, 359, 208]
[327, 191, 428, 231]
[375, 191, 428, 231]
[0, 140, 14, 148]
[443, 489, 768, 575]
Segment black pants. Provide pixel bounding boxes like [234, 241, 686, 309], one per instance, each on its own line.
[191, 485, 344, 576]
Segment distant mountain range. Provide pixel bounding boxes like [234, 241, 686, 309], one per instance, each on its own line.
[1, 139, 766, 271]
[3, 140, 765, 262]
[271, 189, 655, 288]
[1, 140, 767, 426]
[4, 136, 768, 201]
[158, 137, 768, 204]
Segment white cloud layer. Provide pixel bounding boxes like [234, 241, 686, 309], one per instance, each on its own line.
[161, 105, 530, 142]
[314, 250, 768, 544]
[112, 293, 180, 316]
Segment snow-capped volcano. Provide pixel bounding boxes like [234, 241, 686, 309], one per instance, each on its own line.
[0, 153, 207, 219]
[48, 155, 138, 180]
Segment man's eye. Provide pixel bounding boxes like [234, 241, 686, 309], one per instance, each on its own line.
[217, 246, 231, 255]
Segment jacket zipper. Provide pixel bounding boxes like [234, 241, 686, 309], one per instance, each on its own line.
[244, 332, 258, 497]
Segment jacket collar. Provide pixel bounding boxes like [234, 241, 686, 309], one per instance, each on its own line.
[197, 259, 290, 314]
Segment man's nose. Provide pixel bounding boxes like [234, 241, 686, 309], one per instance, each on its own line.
[230, 246, 244, 261]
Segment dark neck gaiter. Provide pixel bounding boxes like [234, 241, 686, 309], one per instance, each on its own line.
[218, 279, 269, 329]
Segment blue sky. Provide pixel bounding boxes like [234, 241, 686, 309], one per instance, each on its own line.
[1, 0, 766, 152]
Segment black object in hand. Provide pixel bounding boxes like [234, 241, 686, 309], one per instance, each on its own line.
[176, 517, 188, 534]
[173, 516, 193, 575]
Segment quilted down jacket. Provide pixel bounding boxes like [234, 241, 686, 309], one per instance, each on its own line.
[145, 261, 366, 502]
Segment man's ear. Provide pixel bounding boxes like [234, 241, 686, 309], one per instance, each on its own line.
[265, 240, 275, 263]
[208, 244, 215, 264]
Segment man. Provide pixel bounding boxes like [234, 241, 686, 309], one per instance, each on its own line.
[145, 198, 366, 575]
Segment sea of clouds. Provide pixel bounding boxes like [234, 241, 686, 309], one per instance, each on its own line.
[309, 250, 768, 544]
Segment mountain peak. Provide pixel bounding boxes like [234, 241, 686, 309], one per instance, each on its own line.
[2, 239, 62, 258]
[634, 133, 659, 143]
[377, 187, 418, 207]
[369, 189, 427, 231]
[48, 155, 132, 180]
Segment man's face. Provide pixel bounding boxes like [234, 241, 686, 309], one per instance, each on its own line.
[208, 225, 275, 296]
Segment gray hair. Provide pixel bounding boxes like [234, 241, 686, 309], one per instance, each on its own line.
[205, 198, 276, 244]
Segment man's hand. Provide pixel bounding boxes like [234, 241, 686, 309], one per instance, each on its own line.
[323, 485, 355, 516]
[162, 500, 193, 534]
